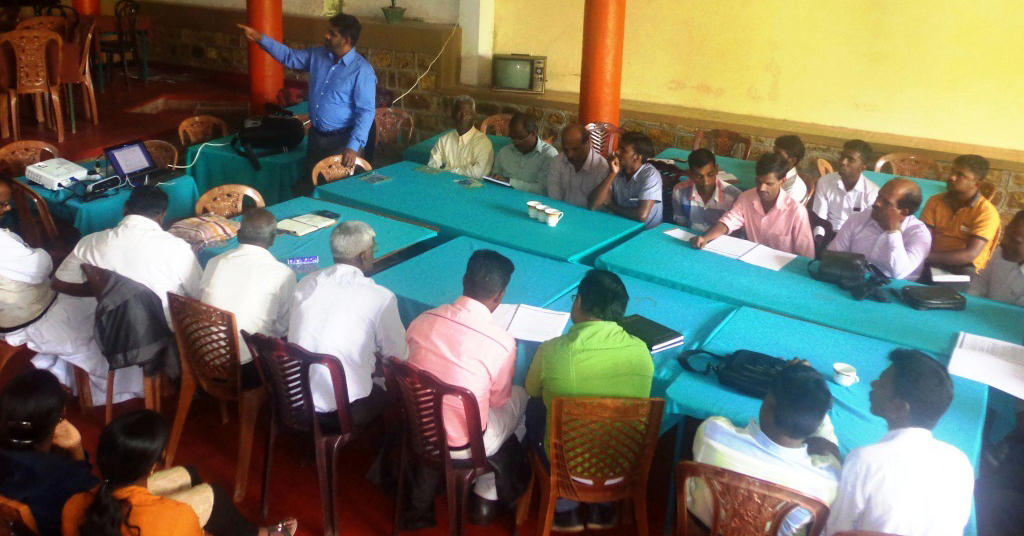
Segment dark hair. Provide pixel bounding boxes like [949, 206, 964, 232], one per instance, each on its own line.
[462, 250, 514, 302]
[237, 208, 277, 246]
[509, 112, 538, 135]
[887, 349, 953, 430]
[327, 13, 362, 46]
[768, 365, 832, 439]
[755, 152, 789, 179]
[123, 186, 169, 219]
[953, 154, 990, 181]
[0, 369, 64, 450]
[577, 269, 629, 323]
[773, 135, 805, 163]
[687, 148, 717, 170]
[80, 410, 169, 536]
[895, 182, 924, 214]
[620, 132, 655, 161]
[843, 139, 874, 163]
[1011, 210, 1024, 227]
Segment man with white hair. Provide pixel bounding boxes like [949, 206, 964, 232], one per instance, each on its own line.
[288, 221, 407, 429]
[427, 95, 494, 179]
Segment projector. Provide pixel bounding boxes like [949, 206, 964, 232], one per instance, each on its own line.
[25, 159, 88, 190]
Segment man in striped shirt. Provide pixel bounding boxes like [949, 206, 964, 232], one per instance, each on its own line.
[688, 364, 841, 535]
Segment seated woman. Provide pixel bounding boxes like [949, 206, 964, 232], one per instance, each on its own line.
[0, 369, 98, 536]
[62, 410, 296, 536]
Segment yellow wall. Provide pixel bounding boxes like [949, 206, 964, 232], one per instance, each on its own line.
[493, 0, 1024, 152]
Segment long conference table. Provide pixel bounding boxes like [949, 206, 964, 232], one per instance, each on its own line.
[313, 161, 644, 264]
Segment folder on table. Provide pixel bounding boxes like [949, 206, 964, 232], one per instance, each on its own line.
[620, 314, 684, 353]
[277, 213, 337, 237]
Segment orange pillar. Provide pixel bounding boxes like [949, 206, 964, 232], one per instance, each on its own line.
[72, 0, 99, 16]
[247, 0, 284, 114]
[578, 0, 626, 126]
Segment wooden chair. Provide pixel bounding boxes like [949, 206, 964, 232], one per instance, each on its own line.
[0, 29, 66, 142]
[584, 122, 625, 157]
[692, 129, 752, 160]
[515, 397, 665, 536]
[311, 155, 372, 187]
[0, 140, 58, 177]
[817, 158, 834, 177]
[98, 0, 141, 88]
[144, 139, 178, 170]
[15, 15, 67, 37]
[5, 177, 59, 251]
[165, 293, 266, 503]
[481, 113, 513, 136]
[244, 332, 358, 536]
[674, 461, 830, 536]
[62, 18, 97, 131]
[374, 107, 414, 145]
[979, 181, 997, 201]
[874, 153, 941, 180]
[178, 115, 229, 147]
[384, 357, 495, 536]
[194, 184, 265, 218]
[0, 495, 38, 536]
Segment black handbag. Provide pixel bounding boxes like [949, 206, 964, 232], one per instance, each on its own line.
[232, 115, 306, 171]
[678, 349, 789, 398]
[900, 286, 967, 311]
[809, 250, 869, 287]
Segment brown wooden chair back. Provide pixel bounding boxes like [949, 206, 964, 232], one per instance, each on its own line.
[178, 115, 229, 147]
[0, 29, 62, 95]
[480, 113, 513, 136]
[285, 341, 356, 436]
[144, 140, 178, 170]
[194, 184, 265, 218]
[311, 155, 372, 187]
[675, 461, 830, 536]
[817, 158, 834, 177]
[245, 331, 316, 435]
[15, 16, 66, 37]
[374, 107, 414, 145]
[5, 176, 59, 249]
[874, 152, 941, 180]
[693, 129, 753, 160]
[113, 0, 139, 52]
[584, 122, 625, 157]
[0, 140, 58, 177]
[0, 495, 38, 536]
[71, 18, 95, 76]
[167, 292, 240, 402]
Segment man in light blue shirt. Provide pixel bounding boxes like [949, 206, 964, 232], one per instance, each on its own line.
[588, 131, 663, 229]
[240, 14, 377, 187]
[490, 113, 558, 194]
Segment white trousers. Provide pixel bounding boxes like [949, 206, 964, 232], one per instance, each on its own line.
[451, 385, 528, 500]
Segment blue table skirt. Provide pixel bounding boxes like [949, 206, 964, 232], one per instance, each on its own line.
[402, 131, 513, 165]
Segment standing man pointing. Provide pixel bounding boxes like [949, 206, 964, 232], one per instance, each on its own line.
[240, 14, 377, 192]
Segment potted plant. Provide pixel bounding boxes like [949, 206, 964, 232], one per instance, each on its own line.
[382, 0, 405, 23]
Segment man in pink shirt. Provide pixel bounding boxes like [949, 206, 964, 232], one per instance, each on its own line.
[404, 249, 528, 526]
[691, 153, 815, 258]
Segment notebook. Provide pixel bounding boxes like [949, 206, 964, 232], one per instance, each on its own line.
[664, 228, 798, 271]
[277, 213, 337, 237]
[619, 314, 684, 353]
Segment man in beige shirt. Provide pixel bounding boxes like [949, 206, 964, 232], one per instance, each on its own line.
[427, 95, 494, 179]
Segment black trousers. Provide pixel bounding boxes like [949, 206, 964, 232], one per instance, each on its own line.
[177, 466, 258, 536]
[316, 384, 389, 432]
[299, 122, 376, 197]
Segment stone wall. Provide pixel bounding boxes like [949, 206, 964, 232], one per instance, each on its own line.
[148, 26, 1023, 225]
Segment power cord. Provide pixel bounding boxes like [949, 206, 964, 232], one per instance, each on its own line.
[173, 141, 231, 170]
[392, 23, 460, 105]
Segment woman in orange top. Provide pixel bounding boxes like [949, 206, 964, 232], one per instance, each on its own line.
[62, 410, 295, 536]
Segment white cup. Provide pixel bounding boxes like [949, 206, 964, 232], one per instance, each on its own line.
[833, 363, 859, 387]
[534, 204, 548, 220]
[545, 208, 564, 227]
[527, 200, 542, 219]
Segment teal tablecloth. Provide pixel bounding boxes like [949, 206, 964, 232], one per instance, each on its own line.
[314, 161, 643, 263]
[402, 131, 513, 165]
[184, 103, 309, 206]
[18, 175, 200, 235]
[667, 306, 983, 535]
[654, 148, 946, 217]
[597, 223, 1024, 356]
[196, 196, 437, 279]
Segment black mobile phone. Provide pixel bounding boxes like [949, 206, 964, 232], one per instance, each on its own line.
[313, 210, 339, 219]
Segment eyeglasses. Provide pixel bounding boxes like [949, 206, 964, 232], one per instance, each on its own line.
[374, 243, 381, 254]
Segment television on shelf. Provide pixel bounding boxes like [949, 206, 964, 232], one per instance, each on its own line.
[492, 54, 546, 94]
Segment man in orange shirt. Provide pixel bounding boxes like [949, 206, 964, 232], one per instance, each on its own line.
[920, 155, 1001, 278]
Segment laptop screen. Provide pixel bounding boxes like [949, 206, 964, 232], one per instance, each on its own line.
[104, 140, 157, 179]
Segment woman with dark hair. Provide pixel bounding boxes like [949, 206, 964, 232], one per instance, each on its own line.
[62, 410, 295, 536]
[0, 368, 98, 536]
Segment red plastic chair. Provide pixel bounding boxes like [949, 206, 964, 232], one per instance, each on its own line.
[584, 122, 625, 157]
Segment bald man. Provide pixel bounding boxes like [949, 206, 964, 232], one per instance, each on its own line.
[969, 210, 1024, 307]
[546, 124, 610, 208]
[828, 178, 932, 280]
[200, 208, 296, 387]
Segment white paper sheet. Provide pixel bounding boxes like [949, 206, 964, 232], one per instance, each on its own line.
[663, 228, 696, 241]
[704, 235, 758, 259]
[948, 332, 1024, 400]
[491, 304, 570, 342]
[740, 244, 798, 271]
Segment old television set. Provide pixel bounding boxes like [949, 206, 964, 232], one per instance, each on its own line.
[492, 54, 546, 94]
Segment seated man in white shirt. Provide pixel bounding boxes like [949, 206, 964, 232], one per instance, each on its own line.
[689, 363, 841, 536]
[427, 95, 494, 179]
[288, 221, 407, 429]
[200, 208, 296, 389]
[828, 179, 931, 280]
[812, 139, 879, 243]
[969, 210, 1024, 307]
[546, 124, 610, 208]
[490, 112, 558, 194]
[825, 349, 974, 536]
[773, 134, 809, 204]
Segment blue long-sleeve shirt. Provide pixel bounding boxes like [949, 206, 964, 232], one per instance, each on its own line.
[258, 35, 377, 151]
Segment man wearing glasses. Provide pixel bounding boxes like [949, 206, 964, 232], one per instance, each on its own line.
[490, 112, 558, 194]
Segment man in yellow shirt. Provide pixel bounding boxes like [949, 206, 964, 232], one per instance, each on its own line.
[920, 154, 1001, 276]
